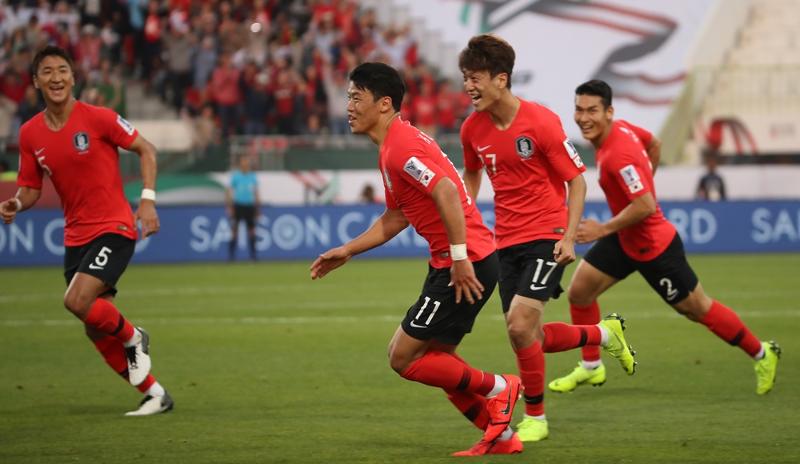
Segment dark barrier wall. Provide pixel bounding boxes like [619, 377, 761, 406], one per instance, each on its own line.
[1, 201, 799, 266]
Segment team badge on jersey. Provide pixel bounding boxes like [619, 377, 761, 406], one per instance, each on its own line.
[619, 164, 644, 193]
[73, 132, 90, 153]
[403, 157, 436, 187]
[515, 136, 534, 159]
[116, 115, 136, 136]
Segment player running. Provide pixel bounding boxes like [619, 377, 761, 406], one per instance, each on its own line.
[458, 34, 636, 442]
[311, 62, 520, 457]
[0, 46, 173, 416]
[550, 79, 780, 395]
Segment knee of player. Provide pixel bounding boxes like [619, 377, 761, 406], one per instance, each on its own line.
[388, 353, 411, 375]
[567, 286, 593, 306]
[62, 290, 93, 318]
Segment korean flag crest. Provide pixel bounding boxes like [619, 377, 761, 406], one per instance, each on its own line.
[73, 132, 90, 153]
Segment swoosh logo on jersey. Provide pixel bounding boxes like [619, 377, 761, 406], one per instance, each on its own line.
[530, 284, 547, 291]
[88, 264, 105, 270]
[35, 148, 45, 155]
[477, 145, 492, 152]
[409, 321, 427, 329]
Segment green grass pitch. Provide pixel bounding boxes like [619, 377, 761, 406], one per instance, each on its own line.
[1, 253, 798, 463]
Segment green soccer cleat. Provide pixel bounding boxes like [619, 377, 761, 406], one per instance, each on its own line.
[755, 340, 781, 395]
[599, 313, 637, 375]
[548, 362, 606, 393]
[516, 416, 549, 442]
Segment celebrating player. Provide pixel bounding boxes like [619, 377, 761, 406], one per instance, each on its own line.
[458, 34, 636, 442]
[310, 62, 520, 457]
[0, 46, 173, 415]
[550, 79, 780, 395]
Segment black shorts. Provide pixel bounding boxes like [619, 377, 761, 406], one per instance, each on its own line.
[401, 252, 499, 345]
[64, 233, 136, 297]
[233, 204, 257, 229]
[498, 240, 565, 312]
[583, 232, 699, 304]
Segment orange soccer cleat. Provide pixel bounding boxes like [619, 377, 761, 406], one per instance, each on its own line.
[451, 433, 524, 457]
[482, 374, 521, 443]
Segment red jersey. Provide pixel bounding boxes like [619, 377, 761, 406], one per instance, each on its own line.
[461, 99, 586, 249]
[596, 120, 676, 261]
[17, 101, 139, 246]
[380, 118, 495, 268]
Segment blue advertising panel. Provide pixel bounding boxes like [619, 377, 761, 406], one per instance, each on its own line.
[1, 201, 799, 266]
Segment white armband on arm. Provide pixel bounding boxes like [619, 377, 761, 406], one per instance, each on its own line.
[141, 188, 156, 202]
[449, 243, 468, 261]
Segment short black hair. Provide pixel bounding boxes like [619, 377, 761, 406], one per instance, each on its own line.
[575, 79, 613, 108]
[459, 34, 515, 89]
[31, 45, 74, 78]
[348, 62, 405, 112]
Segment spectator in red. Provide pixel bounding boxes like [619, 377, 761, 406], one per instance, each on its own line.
[436, 80, 458, 134]
[208, 52, 243, 138]
[411, 79, 437, 136]
[271, 57, 298, 135]
[141, 0, 162, 84]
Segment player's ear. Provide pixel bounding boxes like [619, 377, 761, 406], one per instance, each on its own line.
[496, 72, 509, 90]
[607, 105, 614, 119]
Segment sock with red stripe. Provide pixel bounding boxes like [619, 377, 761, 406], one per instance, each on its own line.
[514, 341, 544, 417]
[700, 300, 763, 358]
[84, 299, 135, 343]
[445, 390, 489, 430]
[571, 301, 602, 362]
[91, 335, 163, 393]
[400, 351, 497, 396]
[542, 322, 602, 352]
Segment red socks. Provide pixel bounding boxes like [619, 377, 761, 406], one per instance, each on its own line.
[700, 300, 762, 357]
[571, 301, 601, 362]
[542, 322, 602, 352]
[91, 335, 157, 392]
[446, 390, 489, 430]
[515, 341, 544, 416]
[84, 299, 135, 342]
[400, 351, 495, 395]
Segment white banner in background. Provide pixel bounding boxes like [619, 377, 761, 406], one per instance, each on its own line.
[392, 0, 714, 139]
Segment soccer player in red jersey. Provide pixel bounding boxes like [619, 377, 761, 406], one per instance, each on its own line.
[310, 62, 521, 457]
[550, 79, 780, 395]
[458, 35, 636, 442]
[0, 46, 173, 415]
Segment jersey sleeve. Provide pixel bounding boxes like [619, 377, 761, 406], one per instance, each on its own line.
[605, 151, 651, 201]
[383, 181, 398, 209]
[460, 118, 482, 171]
[537, 110, 586, 181]
[97, 106, 139, 149]
[16, 126, 44, 189]
[389, 144, 446, 196]
[625, 121, 653, 148]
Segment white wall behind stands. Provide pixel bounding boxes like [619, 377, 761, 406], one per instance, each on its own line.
[212, 166, 800, 207]
[383, 0, 715, 141]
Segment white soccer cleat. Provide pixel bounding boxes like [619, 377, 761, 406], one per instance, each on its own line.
[125, 391, 174, 416]
[125, 328, 152, 386]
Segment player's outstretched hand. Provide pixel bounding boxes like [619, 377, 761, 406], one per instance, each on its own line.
[0, 198, 19, 224]
[449, 259, 483, 305]
[310, 246, 352, 280]
[136, 200, 160, 237]
[553, 237, 576, 265]
[576, 218, 606, 244]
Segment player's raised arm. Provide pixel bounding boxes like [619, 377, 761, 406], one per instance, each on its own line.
[1, 187, 42, 224]
[310, 208, 409, 279]
[430, 178, 483, 304]
[127, 134, 160, 237]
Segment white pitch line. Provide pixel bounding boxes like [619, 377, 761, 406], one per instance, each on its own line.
[1, 308, 798, 328]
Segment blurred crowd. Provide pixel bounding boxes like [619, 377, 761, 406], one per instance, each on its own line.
[0, 0, 474, 152]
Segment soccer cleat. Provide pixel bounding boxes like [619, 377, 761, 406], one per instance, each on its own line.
[516, 415, 549, 442]
[483, 375, 521, 443]
[548, 362, 607, 393]
[451, 433, 523, 456]
[125, 328, 152, 386]
[125, 391, 174, 416]
[754, 340, 781, 395]
[599, 313, 637, 375]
